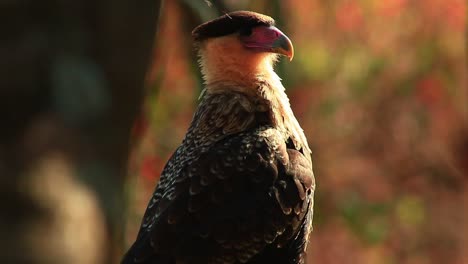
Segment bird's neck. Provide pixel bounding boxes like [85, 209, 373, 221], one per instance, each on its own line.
[200, 49, 278, 89]
[200, 73, 310, 154]
[255, 75, 311, 153]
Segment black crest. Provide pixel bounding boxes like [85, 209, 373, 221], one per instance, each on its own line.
[192, 11, 275, 42]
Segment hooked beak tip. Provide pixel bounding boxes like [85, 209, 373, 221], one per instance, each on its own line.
[241, 26, 295, 61]
[271, 27, 294, 61]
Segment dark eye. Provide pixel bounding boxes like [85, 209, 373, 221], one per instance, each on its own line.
[239, 27, 253, 36]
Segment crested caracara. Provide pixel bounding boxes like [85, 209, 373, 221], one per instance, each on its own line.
[123, 11, 315, 264]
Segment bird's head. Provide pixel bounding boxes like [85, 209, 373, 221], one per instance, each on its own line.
[192, 11, 294, 87]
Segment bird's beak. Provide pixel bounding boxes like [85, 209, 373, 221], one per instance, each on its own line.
[269, 27, 294, 61]
[241, 26, 294, 61]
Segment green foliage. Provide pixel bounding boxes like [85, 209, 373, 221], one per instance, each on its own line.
[396, 195, 426, 229]
[295, 42, 334, 81]
[339, 192, 390, 245]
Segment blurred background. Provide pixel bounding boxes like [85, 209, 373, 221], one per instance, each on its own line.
[1, 0, 466, 264]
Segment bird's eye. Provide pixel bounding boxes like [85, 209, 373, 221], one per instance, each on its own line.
[239, 27, 253, 36]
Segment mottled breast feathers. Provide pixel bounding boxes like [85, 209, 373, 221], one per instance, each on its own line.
[123, 90, 315, 264]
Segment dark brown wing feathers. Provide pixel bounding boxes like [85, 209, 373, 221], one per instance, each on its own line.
[122, 90, 314, 264]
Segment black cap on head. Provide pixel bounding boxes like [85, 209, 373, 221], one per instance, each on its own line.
[192, 11, 275, 42]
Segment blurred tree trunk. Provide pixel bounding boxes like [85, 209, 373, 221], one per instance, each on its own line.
[0, 0, 161, 263]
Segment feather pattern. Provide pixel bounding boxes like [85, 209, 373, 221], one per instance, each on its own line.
[123, 82, 315, 264]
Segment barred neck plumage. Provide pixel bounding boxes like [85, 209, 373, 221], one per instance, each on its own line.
[191, 73, 311, 155]
[254, 74, 311, 154]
